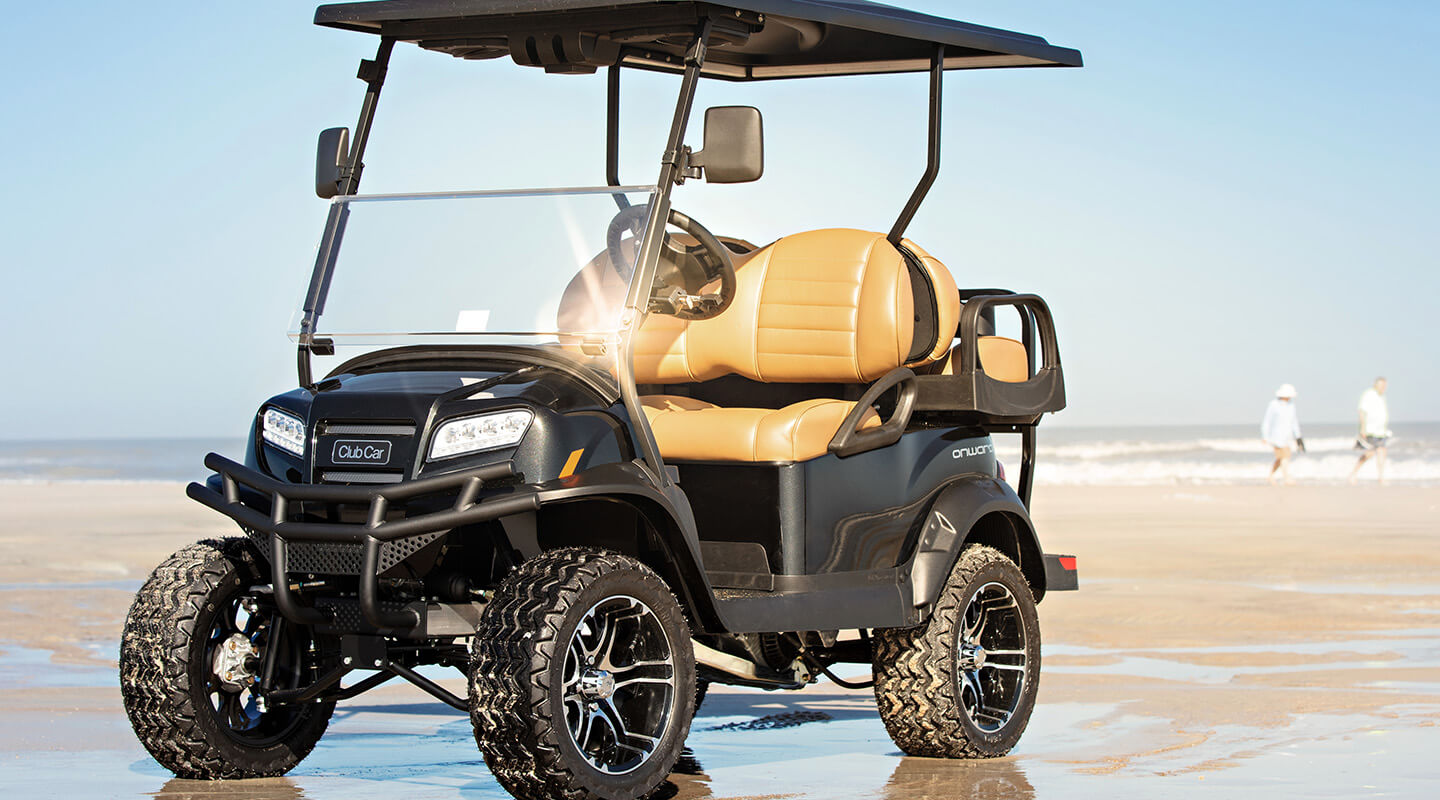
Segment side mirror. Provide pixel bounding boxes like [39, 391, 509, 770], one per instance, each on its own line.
[315, 127, 350, 199]
[694, 106, 763, 184]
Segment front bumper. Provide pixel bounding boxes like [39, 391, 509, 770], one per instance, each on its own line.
[187, 452, 538, 633]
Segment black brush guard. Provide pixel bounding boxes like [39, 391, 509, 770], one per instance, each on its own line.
[187, 452, 539, 633]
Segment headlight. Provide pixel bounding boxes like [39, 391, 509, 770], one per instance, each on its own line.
[261, 408, 307, 457]
[429, 409, 533, 461]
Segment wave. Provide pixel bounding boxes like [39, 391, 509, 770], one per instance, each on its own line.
[1030, 455, 1440, 486]
[1007, 436, 1404, 460]
[0, 456, 59, 467]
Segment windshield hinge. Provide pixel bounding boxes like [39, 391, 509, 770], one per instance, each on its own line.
[663, 146, 701, 184]
[580, 336, 608, 357]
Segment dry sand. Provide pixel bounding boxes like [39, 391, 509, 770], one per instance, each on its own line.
[0, 482, 1436, 797]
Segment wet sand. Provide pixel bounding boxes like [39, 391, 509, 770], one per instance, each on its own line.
[1, 483, 1437, 798]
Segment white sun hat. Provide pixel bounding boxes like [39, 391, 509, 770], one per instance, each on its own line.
[1275, 383, 1297, 399]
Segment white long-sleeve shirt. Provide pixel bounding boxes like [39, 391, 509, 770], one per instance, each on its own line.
[1261, 399, 1302, 449]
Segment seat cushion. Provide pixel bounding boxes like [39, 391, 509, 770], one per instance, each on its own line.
[640, 395, 880, 462]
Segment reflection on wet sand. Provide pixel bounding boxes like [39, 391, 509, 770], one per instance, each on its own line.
[654, 745, 1035, 800]
[648, 750, 710, 800]
[882, 757, 1034, 800]
[154, 777, 307, 799]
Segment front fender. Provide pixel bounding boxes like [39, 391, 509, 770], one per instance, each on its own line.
[531, 462, 720, 632]
[906, 476, 1048, 609]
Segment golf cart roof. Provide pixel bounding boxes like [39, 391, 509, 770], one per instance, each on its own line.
[313, 0, 1082, 80]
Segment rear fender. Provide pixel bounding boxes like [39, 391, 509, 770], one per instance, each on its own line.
[906, 476, 1047, 609]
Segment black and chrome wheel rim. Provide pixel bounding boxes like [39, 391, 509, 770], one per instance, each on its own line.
[203, 594, 307, 745]
[562, 595, 676, 775]
[956, 581, 1028, 733]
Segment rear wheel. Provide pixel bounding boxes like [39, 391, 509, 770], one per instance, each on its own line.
[119, 538, 334, 778]
[872, 545, 1041, 758]
[470, 548, 695, 800]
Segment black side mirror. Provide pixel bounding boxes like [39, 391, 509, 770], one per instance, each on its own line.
[694, 106, 763, 184]
[315, 127, 350, 199]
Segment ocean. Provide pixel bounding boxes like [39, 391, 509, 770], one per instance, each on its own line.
[2, 424, 1438, 487]
[998, 422, 1440, 487]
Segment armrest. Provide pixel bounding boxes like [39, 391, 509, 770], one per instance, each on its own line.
[828, 367, 917, 458]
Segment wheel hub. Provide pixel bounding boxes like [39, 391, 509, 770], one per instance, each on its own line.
[958, 644, 988, 670]
[578, 669, 617, 701]
[212, 633, 259, 691]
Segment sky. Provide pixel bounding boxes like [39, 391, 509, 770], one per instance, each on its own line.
[2, 1, 1437, 439]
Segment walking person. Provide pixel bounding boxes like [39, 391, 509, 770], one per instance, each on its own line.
[1261, 384, 1304, 486]
[1348, 377, 1391, 485]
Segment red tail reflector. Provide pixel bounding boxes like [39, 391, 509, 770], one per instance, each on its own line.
[1058, 556, 1077, 571]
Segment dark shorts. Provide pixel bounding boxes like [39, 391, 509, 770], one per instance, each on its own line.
[1356, 436, 1389, 451]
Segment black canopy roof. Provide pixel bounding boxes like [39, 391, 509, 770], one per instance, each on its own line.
[313, 0, 1082, 80]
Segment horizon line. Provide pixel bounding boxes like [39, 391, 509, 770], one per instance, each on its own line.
[2, 419, 1438, 444]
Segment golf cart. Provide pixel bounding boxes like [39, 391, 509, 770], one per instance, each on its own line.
[120, 2, 1081, 798]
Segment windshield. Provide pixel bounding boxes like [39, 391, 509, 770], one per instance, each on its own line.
[293, 186, 656, 355]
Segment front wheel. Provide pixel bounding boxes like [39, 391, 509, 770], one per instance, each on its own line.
[872, 545, 1041, 758]
[119, 538, 334, 778]
[470, 548, 696, 800]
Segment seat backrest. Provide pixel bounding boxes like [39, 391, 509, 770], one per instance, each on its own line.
[929, 336, 1031, 383]
[636, 229, 917, 383]
[557, 228, 960, 385]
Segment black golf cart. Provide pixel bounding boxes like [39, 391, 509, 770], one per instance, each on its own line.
[120, 2, 1081, 798]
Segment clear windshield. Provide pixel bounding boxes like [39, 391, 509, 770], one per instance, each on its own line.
[291, 186, 656, 354]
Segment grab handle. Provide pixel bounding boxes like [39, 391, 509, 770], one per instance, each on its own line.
[828, 367, 917, 458]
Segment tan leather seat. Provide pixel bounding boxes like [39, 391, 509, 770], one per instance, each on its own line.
[932, 336, 1030, 383]
[558, 228, 961, 462]
[640, 395, 880, 462]
[633, 229, 918, 384]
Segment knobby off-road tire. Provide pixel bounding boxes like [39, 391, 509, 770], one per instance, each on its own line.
[872, 544, 1041, 758]
[120, 538, 334, 778]
[470, 548, 696, 800]
[694, 677, 710, 714]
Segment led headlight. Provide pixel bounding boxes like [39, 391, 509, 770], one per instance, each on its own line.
[429, 409, 533, 461]
[261, 408, 307, 457]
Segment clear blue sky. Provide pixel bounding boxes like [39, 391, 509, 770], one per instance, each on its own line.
[2, 1, 1437, 439]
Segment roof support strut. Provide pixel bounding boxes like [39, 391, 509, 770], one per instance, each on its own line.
[298, 36, 396, 388]
[616, 20, 713, 486]
[606, 64, 630, 210]
[888, 44, 944, 245]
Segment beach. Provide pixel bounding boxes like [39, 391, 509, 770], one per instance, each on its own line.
[1, 481, 1437, 798]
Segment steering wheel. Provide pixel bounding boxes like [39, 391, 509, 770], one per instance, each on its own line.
[606, 204, 737, 320]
